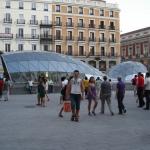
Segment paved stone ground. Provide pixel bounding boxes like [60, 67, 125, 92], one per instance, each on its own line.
[0, 91, 150, 150]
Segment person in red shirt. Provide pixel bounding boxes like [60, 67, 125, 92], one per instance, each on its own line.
[0, 77, 4, 100]
[137, 72, 145, 107]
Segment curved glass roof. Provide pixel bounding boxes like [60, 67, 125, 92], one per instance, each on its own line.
[1, 51, 104, 76]
[108, 61, 148, 80]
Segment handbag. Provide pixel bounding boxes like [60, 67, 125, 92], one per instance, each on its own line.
[63, 101, 71, 112]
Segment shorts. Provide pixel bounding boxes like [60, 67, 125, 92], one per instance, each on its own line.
[70, 94, 81, 110]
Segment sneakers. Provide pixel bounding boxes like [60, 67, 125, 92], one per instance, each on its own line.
[92, 111, 96, 116]
[70, 115, 79, 122]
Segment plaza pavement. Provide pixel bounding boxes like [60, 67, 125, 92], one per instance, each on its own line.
[0, 91, 150, 150]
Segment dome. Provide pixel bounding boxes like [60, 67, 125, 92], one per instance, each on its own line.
[1, 51, 105, 82]
[108, 61, 148, 80]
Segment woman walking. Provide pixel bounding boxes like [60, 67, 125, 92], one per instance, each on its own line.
[87, 77, 97, 116]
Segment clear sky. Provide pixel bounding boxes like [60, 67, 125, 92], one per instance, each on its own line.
[106, 0, 150, 33]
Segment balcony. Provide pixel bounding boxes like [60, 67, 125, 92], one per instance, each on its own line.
[66, 36, 74, 41]
[66, 22, 74, 27]
[78, 37, 86, 41]
[40, 20, 52, 28]
[3, 18, 12, 24]
[53, 21, 62, 26]
[17, 19, 25, 24]
[16, 34, 39, 40]
[68, 10, 72, 13]
[109, 26, 115, 30]
[0, 33, 13, 39]
[99, 38, 106, 42]
[40, 35, 52, 44]
[77, 23, 85, 28]
[99, 25, 106, 29]
[19, 6, 24, 9]
[30, 20, 38, 25]
[89, 37, 96, 42]
[89, 24, 95, 28]
[54, 36, 63, 40]
[109, 39, 116, 43]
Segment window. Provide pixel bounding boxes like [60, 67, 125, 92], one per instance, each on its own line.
[79, 46, 84, 56]
[110, 34, 115, 42]
[79, 32, 83, 40]
[110, 11, 114, 17]
[100, 21, 105, 29]
[32, 44, 36, 51]
[68, 45, 72, 55]
[43, 28, 49, 37]
[90, 46, 95, 56]
[31, 29, 36, 37]
[68, 6, 72, 13]
[89, 32, 94, 41]
[79, 7, 83, 14]
[19, 1, 23, 9]
[89, 20, 94, 28]
[18, 28, 24, 37]
[44, 16, 49, 24]
[56, 45, 61, 53]
[56, 17, 61, 25]
[78, 19, 83, 27]
[18, 14, 25, 24]
[67, 18, 73, 26]
[5, 13, 11, 21]
[31, 2, 36, 10]
[5, 44, 11, 52]
[56, 30, 61, 39]
[100, 9, 104, 16]
[18, 44, 23, 51]
[110, 47, 115, 56]
[44, 45, 48, 51]
[101, 47, 105, 56]
[110, 22, 115, 30]
[67, 31, 72, 39]
[5, 27, 11, 34]
[31, 15, 37, 24]
[100, 33, 105, 42]
[89, 8, 94, 15]
[56, 5, 60, 12]
[44, 3, 48, 11]
[6, 0, 10, 8]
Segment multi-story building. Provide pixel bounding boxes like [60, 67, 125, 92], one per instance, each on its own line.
[52, 0, 120, 72]
[0, 0, 120, 72]
[121, 27, 150, 71]
[0, 0, 52, 52]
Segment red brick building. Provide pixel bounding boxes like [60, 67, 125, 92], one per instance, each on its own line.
[121, 27, 150, 71]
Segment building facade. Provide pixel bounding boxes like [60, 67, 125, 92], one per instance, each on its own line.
[0, 0, 120, 72]
[121, 27, 150, 71]
[51, 0, 120, 72]
[0, 0, 52, 52]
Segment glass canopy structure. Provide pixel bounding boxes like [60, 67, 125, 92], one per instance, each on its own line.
[1, 51, 104, 82]
[108, 61, 148, 80]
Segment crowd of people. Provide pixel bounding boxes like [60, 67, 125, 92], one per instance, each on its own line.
[59, 70, 127, 122]
[132, 72, 150, 110]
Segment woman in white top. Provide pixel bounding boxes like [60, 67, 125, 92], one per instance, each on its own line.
[144, 72, 150, 110]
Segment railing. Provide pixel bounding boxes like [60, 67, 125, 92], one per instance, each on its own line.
[40, 20, 52, 26]
[0, 33, 13, 38]
[78, 37, 86, 41]
[99, 38, 106, 42]
[66, 36, 74, 40]
[109, 39, 116, 43]
[30, 20, 38, 25]
[109, 26, 115, 30]
[89, 37, 96, 42]
[53, 21, 62, 26]
[3, 18, 12, 23]
[99, 25, 106, 29]
[89, 24, 95, 28]
[53, 36, 63, 40]
[77, 23, 85, 28]
[17, 19, 25, 24]
[16, 34, 39, 39]
[66, 22, 74, 27]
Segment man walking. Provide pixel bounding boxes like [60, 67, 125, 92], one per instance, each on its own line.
[100, 76, 114, 116]
[116, 77, 126, 115]
[66, 70, 84, 122]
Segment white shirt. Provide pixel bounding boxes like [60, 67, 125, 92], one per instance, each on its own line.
[62, 79, 68, 88]
[28, 81, 33, 86]
[145, 77, 150, 90]
[70, 78, 82, 94]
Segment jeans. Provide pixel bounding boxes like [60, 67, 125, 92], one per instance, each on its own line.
[137, 87, 145, 107]
[117, 94, 125, 114]
[145, 90, 150, 109]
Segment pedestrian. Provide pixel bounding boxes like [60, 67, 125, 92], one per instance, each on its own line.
[38, 79, 46, 107]
[66, 70, 84, 122]
[3, 78, 10, 101]
[37, 76, 42, 106]
[43, 78, 50, 102]
[143, 72, 150, 110]
[87, 76, 98, 116]
[100, 76, 114, 116]
[116, 77, 126, 115]
[59, 76, 68, 117]
[28, 78, 33, 94]
[95, 77, 101, 101]
[137, 72, 145, 107]
[83, 76, 89, 98]
[131, 75, 138, 96]
[0, 77, 4, 101]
